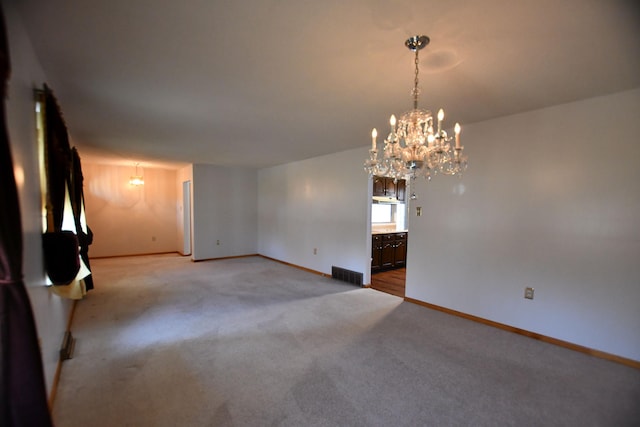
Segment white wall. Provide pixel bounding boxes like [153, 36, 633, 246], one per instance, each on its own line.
[83, 163, 180, 257]
[3, 0, 73, 394]
[191, 164, 257, 260]
[258, 147, 372, 283]
[406, 88, 640, 361]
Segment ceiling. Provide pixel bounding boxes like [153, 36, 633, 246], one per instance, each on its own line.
[14, 0, 640, 169]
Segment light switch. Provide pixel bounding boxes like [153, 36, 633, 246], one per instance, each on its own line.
[416, 206, 422, 216]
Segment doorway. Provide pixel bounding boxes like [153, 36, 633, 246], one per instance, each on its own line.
[369, 199, 409, 298]
[182, 180, 192, 256]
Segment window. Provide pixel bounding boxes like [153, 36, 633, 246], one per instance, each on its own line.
[371, 204, 392, 223]
[35, 91, 47, 232]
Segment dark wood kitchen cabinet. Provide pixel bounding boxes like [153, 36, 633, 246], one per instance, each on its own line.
[371, 232, 407, 272]
[393, 232, 407, 268]
[381, 234, 395, 269]
[372, 176, 385, 197]
[371, 234, 383, 273]
[395, 179, 406, 202]
[372, 176, 406, 201]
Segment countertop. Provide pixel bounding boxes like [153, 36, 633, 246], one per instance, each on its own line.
[372, 230, 408, 235]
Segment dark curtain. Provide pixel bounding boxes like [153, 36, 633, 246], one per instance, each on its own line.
[41, 86, 94, 290]
[43, 85, 71, 234]
[70, 148, 93, 290]
[0, 5, 54, 427]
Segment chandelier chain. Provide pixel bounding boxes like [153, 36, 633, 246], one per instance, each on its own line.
[412, 49, 420, 110]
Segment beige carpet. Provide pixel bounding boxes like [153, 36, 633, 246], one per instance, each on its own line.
[52, 254, 640, 426]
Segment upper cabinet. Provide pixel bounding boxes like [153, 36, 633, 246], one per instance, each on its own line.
[396, 179, 406, 202]
[373, 176, 406, 201]
[372, 176, 388, 197]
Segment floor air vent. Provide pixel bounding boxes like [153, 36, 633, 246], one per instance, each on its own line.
[331, 266, 363, 287]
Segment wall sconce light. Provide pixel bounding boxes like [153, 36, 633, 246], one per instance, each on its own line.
[129, 163, 144, 186]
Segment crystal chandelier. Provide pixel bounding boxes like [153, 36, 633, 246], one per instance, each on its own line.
[364, 35, 467, 181]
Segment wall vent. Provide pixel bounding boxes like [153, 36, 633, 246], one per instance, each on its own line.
[331, 266, 363, 287]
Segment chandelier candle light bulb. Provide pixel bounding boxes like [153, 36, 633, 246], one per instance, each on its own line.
[364, 35, 468, 181]
[371, 128, 377, 150]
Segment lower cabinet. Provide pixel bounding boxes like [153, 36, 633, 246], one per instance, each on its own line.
[393, 233, 407, 268]
[371, 234, 383, 273]
[371, 232, 407, 272]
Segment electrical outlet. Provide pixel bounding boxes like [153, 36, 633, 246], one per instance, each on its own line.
[313, 248, 317, 255]
[416, 206, 422, 216]
[216, 240, 220, 245]
[151, 236, 156, 242]
[524, 287, 534, 300]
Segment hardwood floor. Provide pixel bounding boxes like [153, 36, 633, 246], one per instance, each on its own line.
[370, 268, 406, 298]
